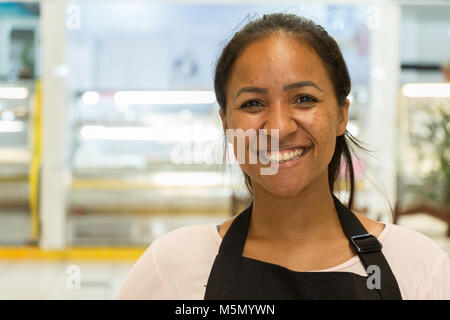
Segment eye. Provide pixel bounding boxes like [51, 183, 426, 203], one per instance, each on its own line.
[296, 95, 318, 104]
[240, 100, 263, 109]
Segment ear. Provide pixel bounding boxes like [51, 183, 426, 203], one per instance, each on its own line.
[336, 98, 350, 136]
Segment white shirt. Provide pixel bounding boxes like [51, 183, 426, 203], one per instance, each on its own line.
[117, 221, 450, 300]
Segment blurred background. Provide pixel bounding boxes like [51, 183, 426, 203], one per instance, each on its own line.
[0, 0, 448, 299]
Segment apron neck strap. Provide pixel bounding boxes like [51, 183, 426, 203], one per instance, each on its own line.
[217, 200, 253, 257]
[332, 195, 384, 254]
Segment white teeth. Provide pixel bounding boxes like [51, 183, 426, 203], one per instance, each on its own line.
[266, 148, 306, 162]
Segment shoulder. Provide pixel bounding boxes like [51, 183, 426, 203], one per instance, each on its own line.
[382, 223, 448, 262]
[350, 213, 449, 299]
[150, 223, 220, 270]
[380, 223, 450, 299]
[117, 223, 219, 299]
[382, 222, 447, 258]
[155, 223, 218, 250]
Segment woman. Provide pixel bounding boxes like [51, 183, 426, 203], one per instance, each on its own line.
[117, 13, 449, 300]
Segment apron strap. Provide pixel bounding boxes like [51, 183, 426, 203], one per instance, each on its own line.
[333, 195, 402, 299]
[217, 200, 253, 257]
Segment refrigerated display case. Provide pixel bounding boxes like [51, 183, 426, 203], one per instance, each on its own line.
[67, 89, 243, 246]
[0, 81, 39, 244]
[0, 3, 40, 245]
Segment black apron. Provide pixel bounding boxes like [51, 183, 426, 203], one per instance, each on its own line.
[204, 195, 402, 300]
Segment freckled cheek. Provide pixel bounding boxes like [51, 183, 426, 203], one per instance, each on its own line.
[298, 113, 336, 153]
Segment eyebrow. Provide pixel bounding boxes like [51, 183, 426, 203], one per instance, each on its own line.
[234, 81, 323, 102]
[233, 87, 268, 101]
[283, 81, 323, 92]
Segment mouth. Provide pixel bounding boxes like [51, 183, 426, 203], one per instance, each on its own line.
[258, 146, 312, 163]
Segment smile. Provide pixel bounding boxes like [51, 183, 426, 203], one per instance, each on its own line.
[258, 146, 311, 163]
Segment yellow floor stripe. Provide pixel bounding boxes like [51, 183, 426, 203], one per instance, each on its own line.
[0, 247, 146, 261]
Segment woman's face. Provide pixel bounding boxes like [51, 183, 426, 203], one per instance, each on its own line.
[220, 34, 349, 197]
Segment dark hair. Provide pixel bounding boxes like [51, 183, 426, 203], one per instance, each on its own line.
[215, 13, 361, 209]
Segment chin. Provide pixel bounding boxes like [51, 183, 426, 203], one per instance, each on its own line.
[259, 177, 307, 198]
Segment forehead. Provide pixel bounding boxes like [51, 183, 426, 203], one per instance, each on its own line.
[227, 34, 331, 92]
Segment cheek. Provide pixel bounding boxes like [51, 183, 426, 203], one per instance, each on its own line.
[227, 113, 261, 158]
[228, 113, 258, 131]
[296, 109, 337, 143]
[297, 109, 338, 166]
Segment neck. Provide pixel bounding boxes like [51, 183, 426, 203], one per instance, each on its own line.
[249, 170, 342, 244]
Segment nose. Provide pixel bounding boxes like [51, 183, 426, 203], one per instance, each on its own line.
[262, 100, 298, 143]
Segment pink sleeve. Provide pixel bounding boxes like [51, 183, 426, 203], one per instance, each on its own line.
[430, 251, 450, 299]
[116, 239, 168, 300]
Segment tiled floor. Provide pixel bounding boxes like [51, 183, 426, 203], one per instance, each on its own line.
[0, 214, 448, 300]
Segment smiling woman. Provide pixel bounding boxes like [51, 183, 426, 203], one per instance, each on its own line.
[117, 13, 450, 300]
[220, 35, 349, 200]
